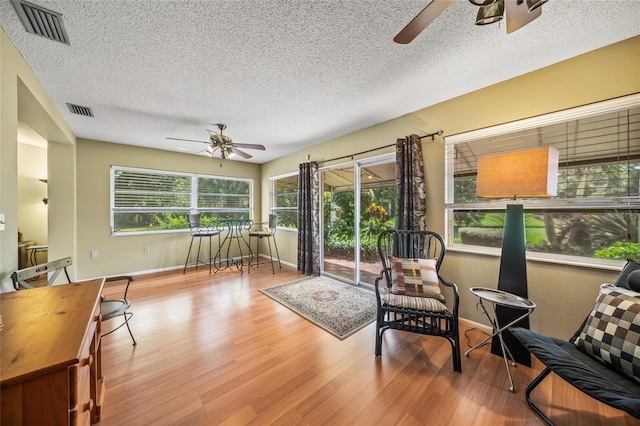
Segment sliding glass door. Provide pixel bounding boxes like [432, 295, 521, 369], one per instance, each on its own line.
[321, 155, 396, 286]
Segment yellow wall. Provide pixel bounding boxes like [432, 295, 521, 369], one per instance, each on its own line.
[262, 36, 640, 339]
[3, 22, 640, 339]
[0, 28, 75, 291]
[17, 143, 48, 246]
[75, 138, 262, 279]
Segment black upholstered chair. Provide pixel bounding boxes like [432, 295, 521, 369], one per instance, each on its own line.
[374, 229, 461, 372]
[511, 259, 640, 424]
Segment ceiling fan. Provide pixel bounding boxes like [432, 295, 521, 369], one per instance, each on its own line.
[167, 124, 266, 160]
[394, 0, 549, 44]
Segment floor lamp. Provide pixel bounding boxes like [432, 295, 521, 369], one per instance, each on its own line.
[476, 146, 559, 366]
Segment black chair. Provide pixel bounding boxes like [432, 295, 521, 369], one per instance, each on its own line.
[511, 259, 640, 424]
[183, 213, 221, 273]
[102, 275, 137, 345]
[248, 214, 281, 274]
[12, 257, 137, 345]
[374, 229, 461, 372]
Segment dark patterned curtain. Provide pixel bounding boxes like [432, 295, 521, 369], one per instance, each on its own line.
[297, 162, 320, 275]
[396, 134, 427, 231]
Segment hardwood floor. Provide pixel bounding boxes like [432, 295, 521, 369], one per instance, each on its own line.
[98, 266, 636, 425]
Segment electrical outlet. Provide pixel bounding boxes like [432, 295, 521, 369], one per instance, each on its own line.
[90, 250, 99, 258]
[0, 213, 5, 231]
[144, 246, 151, 254]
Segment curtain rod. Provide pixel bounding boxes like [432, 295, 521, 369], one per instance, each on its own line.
[315, 130, 444, 164]
[316, 143, 395, 164]
[419, 130, 444, 141]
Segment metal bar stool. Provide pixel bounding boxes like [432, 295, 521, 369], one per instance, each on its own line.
[248, 214, 281, 274]
[183, 213, 221, 273]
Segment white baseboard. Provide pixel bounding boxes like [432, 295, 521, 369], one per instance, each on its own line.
[460, 317, 493, 334]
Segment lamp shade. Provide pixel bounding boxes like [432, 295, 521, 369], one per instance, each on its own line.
[476, 146, 559, 199]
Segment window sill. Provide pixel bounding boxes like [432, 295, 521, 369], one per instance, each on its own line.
[276, 227, 298, 233]
[447, 244, 625, 272]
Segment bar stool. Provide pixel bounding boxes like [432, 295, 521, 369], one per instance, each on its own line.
[183, 213, 221, 273]
[248, 214, 281, 274]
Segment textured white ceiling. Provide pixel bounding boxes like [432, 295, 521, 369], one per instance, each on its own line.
[2, 0, 639, 163]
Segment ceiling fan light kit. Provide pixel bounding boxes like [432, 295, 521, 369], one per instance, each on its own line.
[167, 123, 265, 161]
[475, 0, 504, 25]
[468, 0, 496, 6]
[396, 0, 550, 43]
[526, 0, 548, 12]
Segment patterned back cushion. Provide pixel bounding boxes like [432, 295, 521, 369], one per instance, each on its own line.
[389, 256, 444, 301]
[574, 284, 640, 383]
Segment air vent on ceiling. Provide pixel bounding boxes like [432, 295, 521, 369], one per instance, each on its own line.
[66, 103, 94, 117]
[11, 0, 70, 45]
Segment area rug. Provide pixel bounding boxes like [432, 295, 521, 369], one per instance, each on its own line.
[260, 275, 377, 340]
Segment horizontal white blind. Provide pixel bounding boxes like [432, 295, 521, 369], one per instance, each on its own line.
[449, 105, 640, 204]
[113, 170, 191, 209]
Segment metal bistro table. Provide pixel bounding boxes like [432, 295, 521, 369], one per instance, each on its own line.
[465, 287, 536, 392]
[213, 219, 252, 271]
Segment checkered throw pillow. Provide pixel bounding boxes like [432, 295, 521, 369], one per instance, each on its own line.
[389, 256, 444, 301]
[574, 284, 640, 384]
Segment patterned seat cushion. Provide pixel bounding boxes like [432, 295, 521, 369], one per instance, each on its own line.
[389, 256, 444, 301]
[574, 284, 640, 384]
[382, 292, 448, 312]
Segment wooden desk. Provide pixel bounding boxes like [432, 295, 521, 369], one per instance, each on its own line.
[0, 279, 106, 425]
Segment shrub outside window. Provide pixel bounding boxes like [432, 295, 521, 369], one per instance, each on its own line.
[270, 173, 298, 229]
[445, 95, 640, 263]
[110, 166, 252, 235]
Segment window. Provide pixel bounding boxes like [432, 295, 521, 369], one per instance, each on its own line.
[110, 166, 252, 235]
[445, 95, 640, 263]
[270, 173, 298, 229]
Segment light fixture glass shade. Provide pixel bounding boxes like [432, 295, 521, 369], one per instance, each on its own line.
[469, 0, 496, 5]
[526, 0, 548, 12]
[475, 0, 504, 25]
[476, 146, 559, 199]
[206, 145, 214, 156]
[226, 147, 235, 158]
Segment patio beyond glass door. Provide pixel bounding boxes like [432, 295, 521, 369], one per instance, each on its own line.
[323, 166, 356, 282]
[322, 158, 396, 286]
[358, 162, 397, 284]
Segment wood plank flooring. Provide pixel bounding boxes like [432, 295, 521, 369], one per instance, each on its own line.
[98, 265, 637, 425]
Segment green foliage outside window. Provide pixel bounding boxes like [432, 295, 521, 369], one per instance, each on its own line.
[111, 167, 252, 234]
[324, 187, 396, 259]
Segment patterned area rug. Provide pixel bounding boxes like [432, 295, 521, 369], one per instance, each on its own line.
[260, 275, 377, 340]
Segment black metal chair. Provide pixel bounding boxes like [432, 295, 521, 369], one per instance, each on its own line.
[12, 257, 137, 345]
[248, 214, 281, 274]
[183, 213, 221, 273]
[374, 229, 461, 372]
[102, 275, 137, 345]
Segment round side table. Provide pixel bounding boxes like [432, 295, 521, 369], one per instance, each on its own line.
[465, 287, 536, 392]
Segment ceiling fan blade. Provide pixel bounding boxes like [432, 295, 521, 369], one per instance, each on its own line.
[394, 0, 455, 44]
[167, 137, 210, 144]
[229, 147, 252, 159]
[232, 143, 266, 151]
[505, 0, 541, 34]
